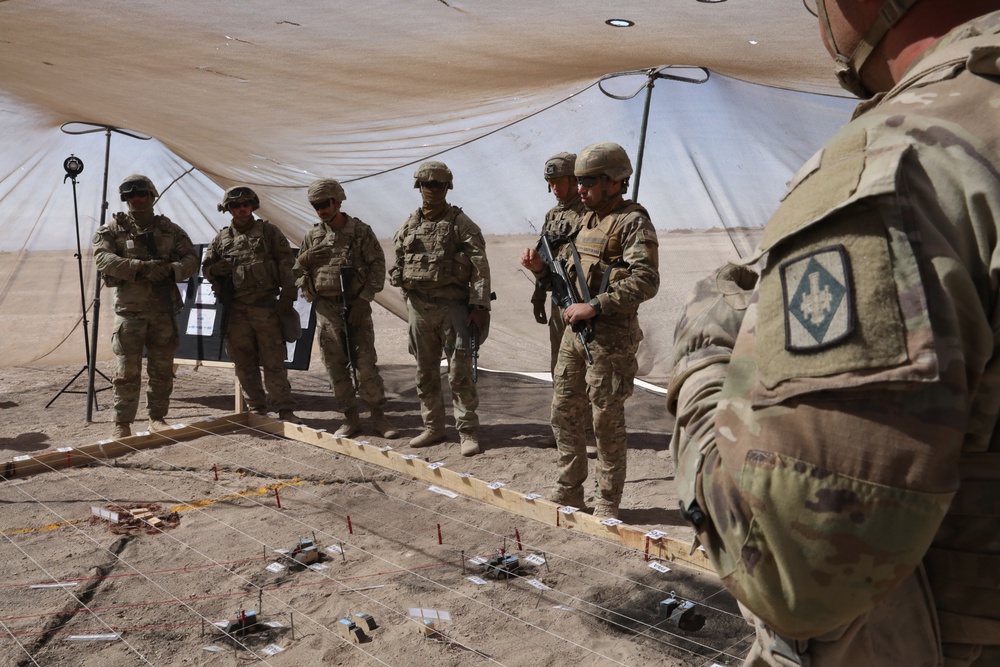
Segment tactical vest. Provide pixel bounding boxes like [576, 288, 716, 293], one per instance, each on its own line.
[573, 201, 647, 298]
[101, 213, 184, 313]
[397, 206, 472, 290]
[215, 220, 281, 298]
[304, 217, 360, 298]
[542, 196, 585, 242]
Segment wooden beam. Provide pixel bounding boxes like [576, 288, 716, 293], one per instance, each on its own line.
[252, 415, 714, 575]
[0, 414, 248, 482]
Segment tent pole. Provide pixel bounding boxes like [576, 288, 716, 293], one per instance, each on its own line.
[631, 76, 656, 202]
[85, 128, 113, 422]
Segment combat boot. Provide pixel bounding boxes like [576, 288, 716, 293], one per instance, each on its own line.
[148, 418, 169, 432]
[250, 405, 268, 417]
[459, 432, 480, 457]
[586, 445, 598, 459]
[112, 422, 131, 439]
[409, 428, 446, 449]
[370, 406, 398, 439]
[592, 501, 619, 520]
[279, 410, 303, 425]
[547, 484, 585, 510]
[334, 408, 361, 438]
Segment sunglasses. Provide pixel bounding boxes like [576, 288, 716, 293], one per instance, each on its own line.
[546, 176, 573, 187]
[310, 198, 335, 211]
[578, 175, 605, 188]
[419, 181, 448, 191]
[228, 200, 253, 210]
[123, 189, 149, 200]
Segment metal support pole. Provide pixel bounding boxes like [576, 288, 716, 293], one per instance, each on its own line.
[631, 78, 656, 202]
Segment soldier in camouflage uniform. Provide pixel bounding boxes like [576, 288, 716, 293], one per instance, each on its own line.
[390, 161, 492, 457]
[530, 152, 595, 452]
[668, 2, 1000, 665]
[93, 175, 200, 438]
[293, 178, 396, 439]
[202, 186, 302, 424]
[520, 143, 660, 518]
[532, 152, 587, 367]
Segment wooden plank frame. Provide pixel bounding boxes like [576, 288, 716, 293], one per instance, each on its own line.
[251, 414, 714, 575]
[0, 412, 713, 575]
[0, 414, 248, 481]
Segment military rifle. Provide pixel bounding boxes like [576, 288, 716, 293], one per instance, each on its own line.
[469, 292, 496, 383]
[339, 268, 359, 390]
[536, 234, 594, 364]
[215, 255, 237, 359]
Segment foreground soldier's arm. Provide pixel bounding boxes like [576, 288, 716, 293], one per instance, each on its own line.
[667, 113, 1000, 639]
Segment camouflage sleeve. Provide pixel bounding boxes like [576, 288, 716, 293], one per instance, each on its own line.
[593, 211, 659, 317]
[92, 222, 141, 281]
[388, 217, 409, 289]
[455, 212, 491, 309]
[355, 223, 385, 302]
[292, 229, 317, 300]
[671, 194, 967, 640]
[265, 223, 295, 298]
[293, 228, 315, 278]
[168, 223, 200, 282]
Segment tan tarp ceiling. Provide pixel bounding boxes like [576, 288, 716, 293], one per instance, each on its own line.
[0, 0, 858, 385]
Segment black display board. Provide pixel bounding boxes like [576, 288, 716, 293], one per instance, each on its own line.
[174, 244, 316, 370]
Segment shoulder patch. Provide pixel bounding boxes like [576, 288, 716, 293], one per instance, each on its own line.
[780, 245, 854, 351]
[636, 228, 659, 245]
[757, 215, 907, 391]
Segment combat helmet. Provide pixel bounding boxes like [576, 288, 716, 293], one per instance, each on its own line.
[307, 178, 347, 204]
[543, 152, 576, 180]
[217, 186, 261, 213]
[118, 174, 159, 201]
[413, 161, 454, 189]
[575, 142, 633, 183]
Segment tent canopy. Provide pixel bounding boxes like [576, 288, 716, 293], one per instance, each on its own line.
[0, 1, 857, 380]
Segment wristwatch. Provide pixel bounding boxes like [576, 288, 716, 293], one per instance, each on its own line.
[588, 297, 602, 314]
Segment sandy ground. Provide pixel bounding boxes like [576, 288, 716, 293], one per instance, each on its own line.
[0, 229, 756, 665]
[0, 356, 753, 667]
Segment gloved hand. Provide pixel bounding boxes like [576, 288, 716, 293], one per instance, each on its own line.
[667, 262, 757, 413]
[209, 257, 233, 277]
[347, 298, 371, 326]
[467, 307, 489, 331]
[277, 293, 296, 315]
[142, 260, 173, 282]
[296, 244, 331, 269]
[531, 284, 548, 324]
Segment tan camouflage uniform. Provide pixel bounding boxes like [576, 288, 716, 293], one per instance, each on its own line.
[294, 214, 388, 413]
[390, 205, 491, 437]
[532, 193, 587, 371]
[550, 200, 659, 507]
[93, 212, 199, 424]
[668, 13, 1000, 667]
[203, 218, 296, 413]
